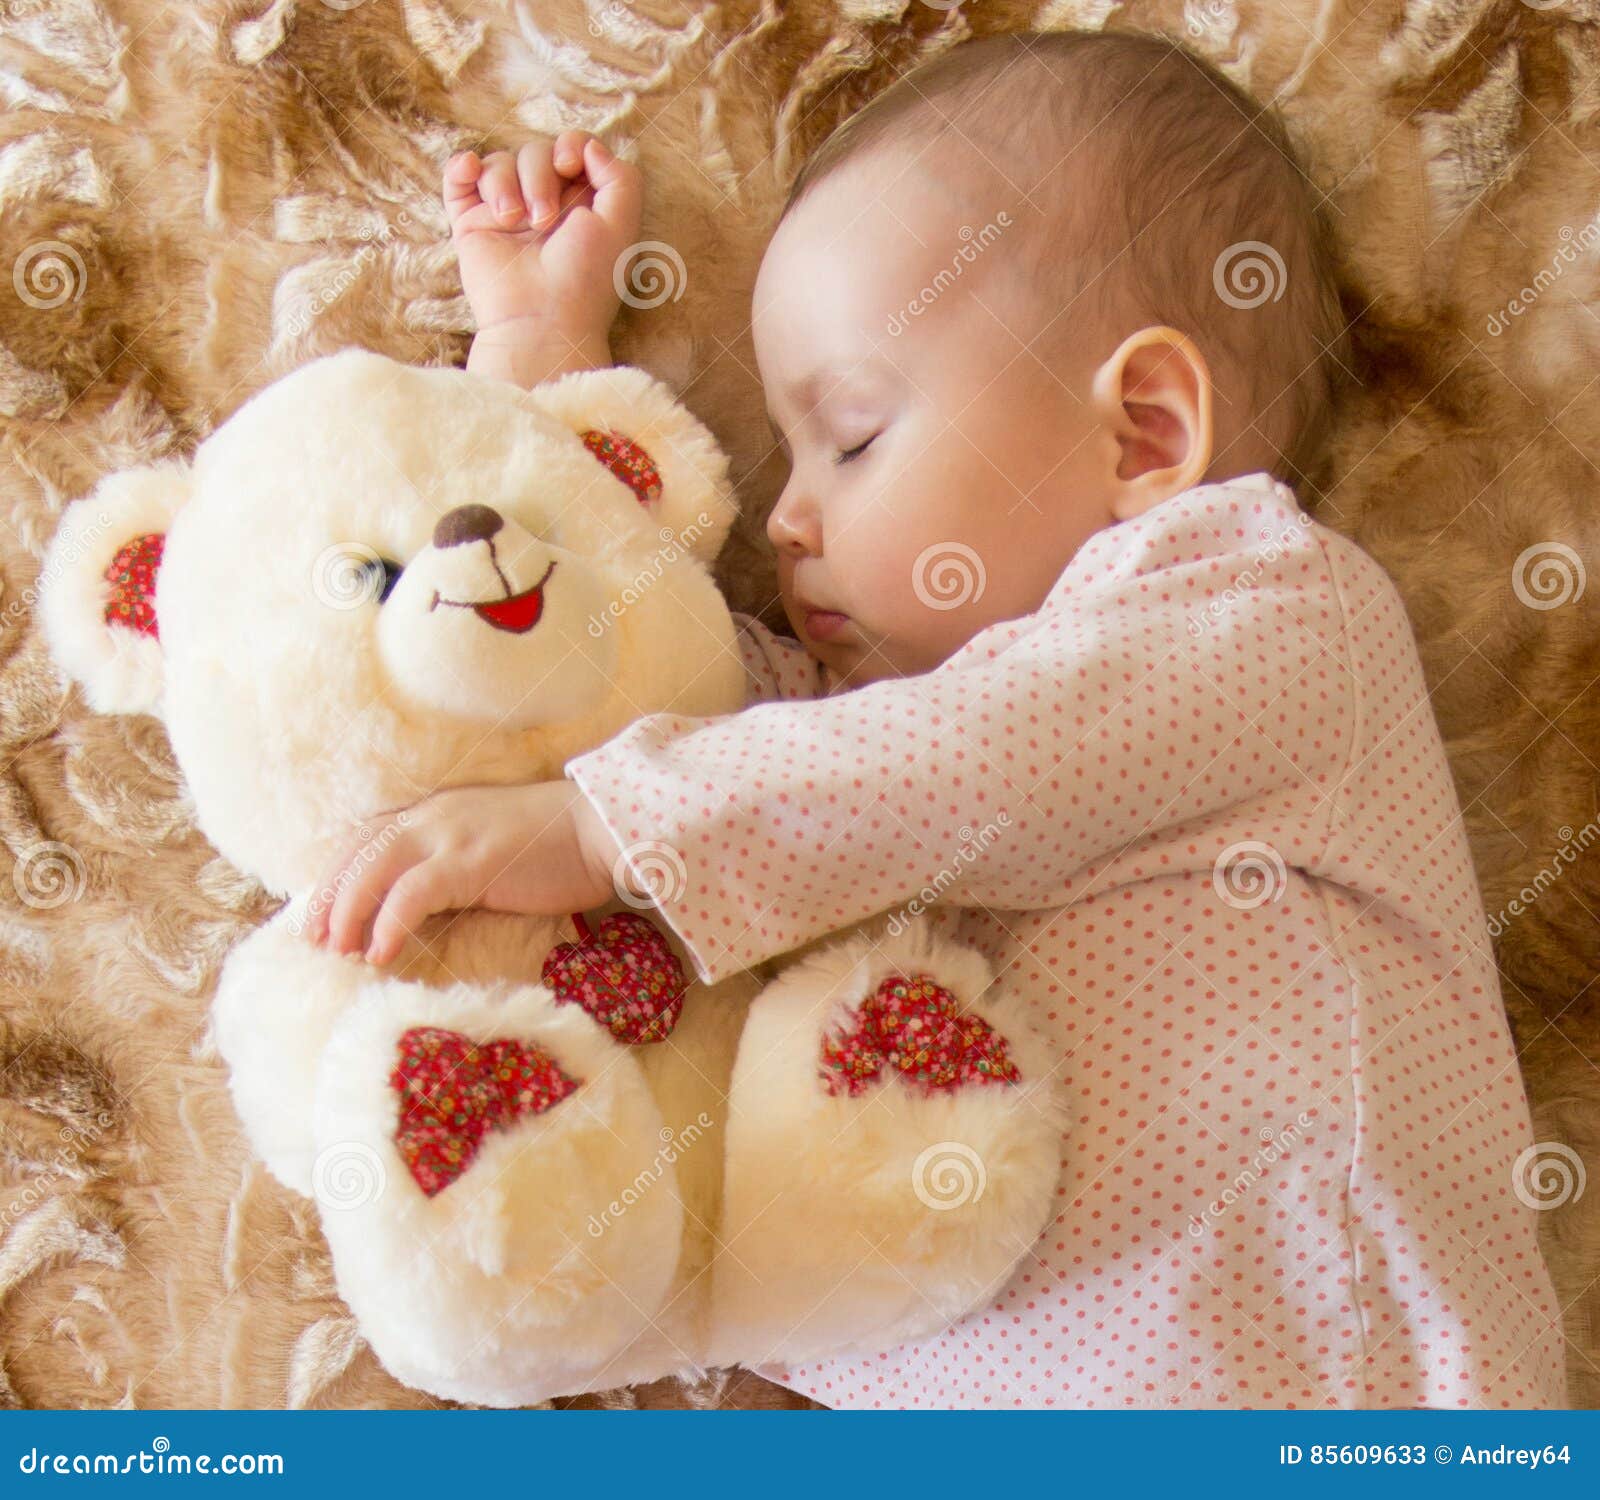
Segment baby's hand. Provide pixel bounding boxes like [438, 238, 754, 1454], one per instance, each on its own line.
[301, 780, 624, 967]
[444, 132, 642, 363]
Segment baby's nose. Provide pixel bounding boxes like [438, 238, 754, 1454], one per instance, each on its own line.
[433, 503, 504, 549]
[767, 489, 820, 556]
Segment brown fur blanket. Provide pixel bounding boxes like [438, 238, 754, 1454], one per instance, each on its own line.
[0, 0, 1597, 1408]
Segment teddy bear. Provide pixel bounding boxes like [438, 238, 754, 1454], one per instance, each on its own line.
[36, 347, 1069, 1406]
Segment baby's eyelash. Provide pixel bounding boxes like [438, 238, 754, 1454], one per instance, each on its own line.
[835, 434, 878, 465]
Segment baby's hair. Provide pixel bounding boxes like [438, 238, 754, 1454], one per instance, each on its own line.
[781, 29, 1350, 487]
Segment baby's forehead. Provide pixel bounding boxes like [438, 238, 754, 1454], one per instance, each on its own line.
[762, 150, 1017, 299]
[754, 145, 1055, 356]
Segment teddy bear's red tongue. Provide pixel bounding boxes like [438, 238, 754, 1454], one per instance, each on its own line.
[474, 581, 545, 633]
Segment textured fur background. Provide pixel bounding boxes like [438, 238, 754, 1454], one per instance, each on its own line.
[1, 0, 1597, 1409]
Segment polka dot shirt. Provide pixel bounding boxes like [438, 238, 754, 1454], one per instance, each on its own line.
[564, 473, 1569, 1409]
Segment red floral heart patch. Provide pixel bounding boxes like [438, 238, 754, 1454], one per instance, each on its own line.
[819, 973, 1022, 1098]
[391, 1025, 580, 1197]
[541, 911, 686, 1045]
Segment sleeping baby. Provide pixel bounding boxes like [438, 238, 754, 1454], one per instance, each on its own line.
[300, 29, 1568, 1408]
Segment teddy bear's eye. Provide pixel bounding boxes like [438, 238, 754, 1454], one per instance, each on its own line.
[364, 556, 403, 604]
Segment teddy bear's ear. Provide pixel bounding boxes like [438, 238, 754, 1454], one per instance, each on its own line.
[36, 459, 191, 718]
[528, 365, 737, 567]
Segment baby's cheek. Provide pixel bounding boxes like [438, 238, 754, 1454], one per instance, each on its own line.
[876, 550, 990, 671]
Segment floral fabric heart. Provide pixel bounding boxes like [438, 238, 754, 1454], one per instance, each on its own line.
[390, 1025, 580, 1197]
[541, 911, 686, 1045]
[819, 973, 1023, 1098]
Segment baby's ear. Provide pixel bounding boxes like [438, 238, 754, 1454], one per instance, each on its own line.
[528, 365, 736, 568]
[36, 459, 191, 718]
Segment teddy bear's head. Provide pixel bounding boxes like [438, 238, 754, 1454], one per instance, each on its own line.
[38, 349, 746, 896]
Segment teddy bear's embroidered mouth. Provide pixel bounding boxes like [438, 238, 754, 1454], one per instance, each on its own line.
[431, 560, 557, 634]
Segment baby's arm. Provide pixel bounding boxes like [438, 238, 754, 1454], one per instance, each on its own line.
[304, 779, 617, 965]
[566, 537, 1348, 986]
[444, 131, 642, 390]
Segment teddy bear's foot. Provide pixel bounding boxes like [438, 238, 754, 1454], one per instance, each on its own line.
[709, 917, 1070, 1369]
[310, 974, 687, 1407]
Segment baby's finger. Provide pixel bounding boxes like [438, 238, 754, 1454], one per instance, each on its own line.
[302, 839, 364, 944]
[552, 129, 593, 179]
[365, 862, 454, 966]
[516, 140, 564, 229]
[443, 149, 482, 191]
[476, 150, 526, 223]
[325, 845, 408, 957]
[442, 150, 484, 224]
[581, 137, 642, 241]
[302, 879, 335, 945]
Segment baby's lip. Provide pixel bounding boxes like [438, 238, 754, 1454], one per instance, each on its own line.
[433, 560, 556, 634]
[794, 592, 847, 619]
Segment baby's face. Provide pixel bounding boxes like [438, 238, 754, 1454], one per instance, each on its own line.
[754, 149, 1120, 686]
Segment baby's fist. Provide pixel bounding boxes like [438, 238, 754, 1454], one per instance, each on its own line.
[444, 132, 643, 350]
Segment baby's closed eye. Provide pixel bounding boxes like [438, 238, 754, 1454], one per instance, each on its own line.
[835, 433, 878, 465]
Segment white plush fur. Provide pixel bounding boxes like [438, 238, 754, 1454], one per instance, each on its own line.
[211, 893, 376, 1194]
[35, 349, 1072, 1406]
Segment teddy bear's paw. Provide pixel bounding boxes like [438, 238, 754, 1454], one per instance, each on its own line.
[309, 977, 687, 1406]
[709, 921, 1070, 1370]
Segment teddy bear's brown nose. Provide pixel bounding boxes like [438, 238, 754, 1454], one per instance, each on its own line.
[433, 503, 504, 550]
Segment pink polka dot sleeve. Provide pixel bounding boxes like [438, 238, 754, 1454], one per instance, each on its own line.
[566, 476, 1346, 985]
